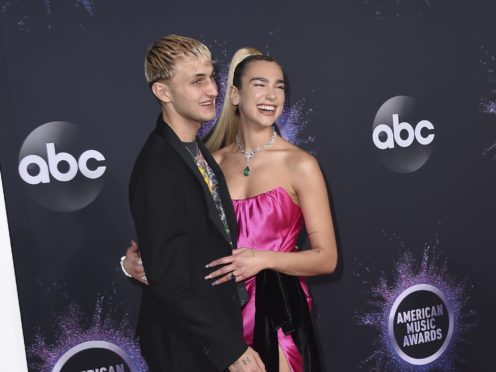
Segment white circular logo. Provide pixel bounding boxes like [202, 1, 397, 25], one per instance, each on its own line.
[388, 284, 453, 365]
[52, 341, 137, 372]
[372, 96, 435, 173]
[18, 121, 106, 212]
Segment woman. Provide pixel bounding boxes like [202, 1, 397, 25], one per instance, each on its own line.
[124, 48, 338, 372]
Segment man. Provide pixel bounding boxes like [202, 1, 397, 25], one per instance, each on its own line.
[127, 34, 265, 371]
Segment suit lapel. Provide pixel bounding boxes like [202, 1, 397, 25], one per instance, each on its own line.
[155, 117, 232, 245]
[199, 139, 238, 248]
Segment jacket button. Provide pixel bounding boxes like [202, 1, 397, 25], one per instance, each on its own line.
[203, 345, 210, 355]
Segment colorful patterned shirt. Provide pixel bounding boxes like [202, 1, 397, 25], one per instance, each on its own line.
[184, 141, 232, 245]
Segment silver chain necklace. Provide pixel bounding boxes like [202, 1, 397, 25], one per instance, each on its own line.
[234, 130, 277, 176]
[184, 141, 200, 160]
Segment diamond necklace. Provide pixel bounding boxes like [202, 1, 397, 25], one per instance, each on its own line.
[234, 130, 277, 176]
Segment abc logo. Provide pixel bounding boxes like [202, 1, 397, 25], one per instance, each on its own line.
[18, 121, 106, 212]
[372, 96, 435, 173]
[19, 143, 105, 184]
[373, 115, 435, 150]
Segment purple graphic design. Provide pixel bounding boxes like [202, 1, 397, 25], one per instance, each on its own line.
[355, 232, 474, 371]
[1, 0, 95, 31]
[361, 0, 432, 20]
[481, 100, 496, 115]
[263, 27, 282, 55]
[480, 44, 496, 115]
[479, 44, 496, 164]
[28, 295, 147, 372]
[77, 0, 94, 16]
[482, 142, 496, 163]
[278, 99, 315, 146]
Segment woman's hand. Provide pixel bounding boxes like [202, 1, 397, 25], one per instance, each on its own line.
[123, 240, 148, 285]
[205, 248, 272, 285]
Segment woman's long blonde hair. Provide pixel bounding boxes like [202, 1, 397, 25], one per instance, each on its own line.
[204, 47, 262, 152]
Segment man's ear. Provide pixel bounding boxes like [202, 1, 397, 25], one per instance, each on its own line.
[230, 85, 240, 106]
[151, 82, 172, 103]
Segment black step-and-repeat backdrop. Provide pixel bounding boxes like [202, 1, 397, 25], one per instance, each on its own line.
[1, 1, 495, 371]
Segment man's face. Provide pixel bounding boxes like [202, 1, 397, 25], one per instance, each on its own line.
[161, 57, 218, 125]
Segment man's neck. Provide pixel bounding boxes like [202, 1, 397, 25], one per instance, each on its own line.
[161, 110, 200, 142]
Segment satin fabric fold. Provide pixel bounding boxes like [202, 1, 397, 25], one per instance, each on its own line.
[232, 187, 321, 372]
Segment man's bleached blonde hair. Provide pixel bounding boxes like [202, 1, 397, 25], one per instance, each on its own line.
[144, 34, 212, 85]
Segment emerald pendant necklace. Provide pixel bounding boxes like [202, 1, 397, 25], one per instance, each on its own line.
[234, 130, 277, 176]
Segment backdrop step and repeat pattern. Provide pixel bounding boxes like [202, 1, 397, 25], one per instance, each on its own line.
[0, 1, 495, 371]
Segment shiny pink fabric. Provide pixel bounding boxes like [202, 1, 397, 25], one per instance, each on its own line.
[232, 187, 313, 372]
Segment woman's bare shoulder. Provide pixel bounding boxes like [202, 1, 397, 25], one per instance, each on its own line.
[279, 138, 318, 171]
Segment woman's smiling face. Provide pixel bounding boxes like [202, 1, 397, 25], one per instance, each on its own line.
[231, 60, 285, 128]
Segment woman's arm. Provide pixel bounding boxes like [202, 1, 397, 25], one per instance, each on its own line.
[269, 153, 337, 275]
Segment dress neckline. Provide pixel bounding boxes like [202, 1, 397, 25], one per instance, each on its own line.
[231, 186, 300, 207]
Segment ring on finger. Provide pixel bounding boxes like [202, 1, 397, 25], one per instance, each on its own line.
[230, 272, 236, 279]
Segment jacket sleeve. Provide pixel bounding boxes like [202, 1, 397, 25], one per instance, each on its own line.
[130, 165, 247, 370]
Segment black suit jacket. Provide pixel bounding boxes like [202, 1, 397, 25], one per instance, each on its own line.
[129, 115, 246, 371]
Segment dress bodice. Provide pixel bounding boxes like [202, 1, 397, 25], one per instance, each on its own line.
[232, 186, 303, 253]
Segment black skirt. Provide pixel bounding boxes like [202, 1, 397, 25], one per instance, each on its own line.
[252, 270, 322, 372]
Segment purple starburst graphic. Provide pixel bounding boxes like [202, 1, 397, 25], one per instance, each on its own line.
[76, 0, 95, 16]
[361, 0, 432, 21]
[1, 0, 95, 31]
[355, 234, 474, 371]
[278, 99, 315, 146]
[28, 296, 147, 372]
[479, 44, 496, 115]
[479, 44, 496, 165]
[482, 142, 496, 164]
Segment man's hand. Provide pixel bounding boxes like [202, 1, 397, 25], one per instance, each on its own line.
[228, 347, 266, 372]
[123, 240, 148, 285]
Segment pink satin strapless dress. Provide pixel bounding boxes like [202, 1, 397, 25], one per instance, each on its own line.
[232, 187, 313, 372]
